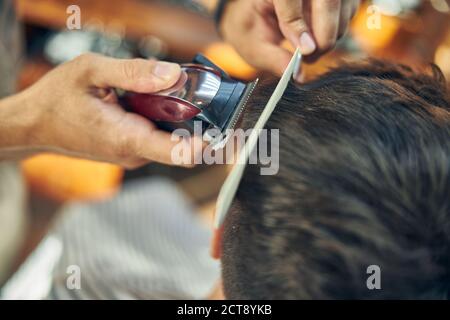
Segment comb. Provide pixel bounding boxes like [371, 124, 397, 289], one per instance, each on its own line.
[214, 49, 302, 228]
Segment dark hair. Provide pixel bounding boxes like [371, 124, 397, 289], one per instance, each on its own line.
[221, 60, 450, 299]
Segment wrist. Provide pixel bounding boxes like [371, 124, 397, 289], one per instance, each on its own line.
[0, 89, 42, 150]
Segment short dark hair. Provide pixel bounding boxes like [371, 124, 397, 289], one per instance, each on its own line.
[221, 60, 450, 299]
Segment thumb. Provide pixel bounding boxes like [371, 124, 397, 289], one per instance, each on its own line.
[79, 53, 181, 93]
[113, 112, 205, 167]
[273, 0, 316, 55]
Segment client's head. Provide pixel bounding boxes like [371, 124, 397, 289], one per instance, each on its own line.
[211, 60, 450, 299]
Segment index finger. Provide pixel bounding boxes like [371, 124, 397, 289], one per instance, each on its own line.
[307, 0, 341, 61]
[73, 53, 181, 93]
[274, 0, 317, 55]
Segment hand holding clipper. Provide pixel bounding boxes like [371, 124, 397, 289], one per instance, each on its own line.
[123, 55, 258, 148]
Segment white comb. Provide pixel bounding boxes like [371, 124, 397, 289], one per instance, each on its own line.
[214, 49, 302, 228]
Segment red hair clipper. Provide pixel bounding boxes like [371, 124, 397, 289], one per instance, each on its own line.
[123, 55, 258, 147]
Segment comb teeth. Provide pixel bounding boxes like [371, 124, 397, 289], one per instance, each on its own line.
[226, 79, 259, 131]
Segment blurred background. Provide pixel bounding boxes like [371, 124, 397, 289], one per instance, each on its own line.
[4, 0, 450, 286]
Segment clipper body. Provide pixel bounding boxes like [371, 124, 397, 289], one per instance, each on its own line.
[124, 55, 258, 147]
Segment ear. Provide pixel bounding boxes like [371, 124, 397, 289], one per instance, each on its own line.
[210, 226, 223, 260]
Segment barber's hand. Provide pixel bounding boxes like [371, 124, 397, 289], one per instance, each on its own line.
[220, 0, 360, 78]
[5, 54, 197, 168]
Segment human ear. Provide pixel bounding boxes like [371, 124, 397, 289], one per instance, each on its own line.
[210, 226, 223, 260]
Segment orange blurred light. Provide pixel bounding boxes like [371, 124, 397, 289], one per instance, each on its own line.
[203, 42, 257, 80]
[351, 2, 401, 53]
[21, 154, 123, 202]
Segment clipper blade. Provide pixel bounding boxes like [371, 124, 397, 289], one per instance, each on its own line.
[226, 79, 259, 132]
[207, 79, 259, 150]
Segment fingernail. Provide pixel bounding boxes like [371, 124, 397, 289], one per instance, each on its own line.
[295, 69, 306, 83]
[153, 62, 180, 81]
[299, 32, 316, 55]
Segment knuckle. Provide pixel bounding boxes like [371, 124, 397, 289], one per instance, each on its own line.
[122, 61, 137, 81]
[114, 134, 136, 160]
[287, 18, 308, 33]
[112, 115, 151, 161]
[275, 0, 303, 24]
[73, 52, 96, 68]
[280, 10, 302, 24]
[121, 58, 144, 81]
[70, 53, 99, 79]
